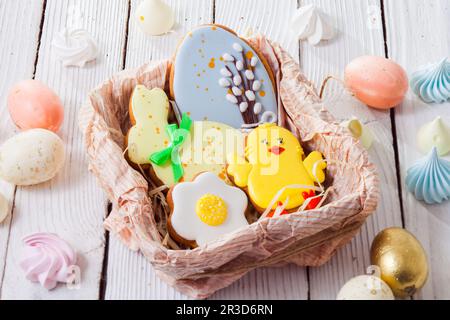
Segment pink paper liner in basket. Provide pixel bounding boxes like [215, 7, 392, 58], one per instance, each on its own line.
[78, 36, 379, 299]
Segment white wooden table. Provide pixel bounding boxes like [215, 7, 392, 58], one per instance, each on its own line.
[0, 0, 449, 300]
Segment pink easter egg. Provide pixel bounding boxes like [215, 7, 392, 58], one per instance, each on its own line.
[344, 55, 408, 109]
[7, 80, 64, 132]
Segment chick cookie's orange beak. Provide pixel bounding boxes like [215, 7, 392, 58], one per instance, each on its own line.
[268, 146, 285, 155]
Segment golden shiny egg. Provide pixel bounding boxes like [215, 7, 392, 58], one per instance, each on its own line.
[370, 227, 428, 298]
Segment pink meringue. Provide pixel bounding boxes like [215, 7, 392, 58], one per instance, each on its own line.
[20, 233, 78, 290]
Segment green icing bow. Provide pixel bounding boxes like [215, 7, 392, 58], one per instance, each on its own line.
[149, 113, 192, 183]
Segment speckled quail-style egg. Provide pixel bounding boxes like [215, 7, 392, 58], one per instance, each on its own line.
[336, 275, 395, 300]
[0, 129, 65, 186]
[371, 227, 429, 298]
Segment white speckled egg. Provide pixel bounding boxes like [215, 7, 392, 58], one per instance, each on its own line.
[136, 0, 175, 36]
[336, 275, 395, 300]
[0, 192, 9, 223]
[0, 129, 65, 186]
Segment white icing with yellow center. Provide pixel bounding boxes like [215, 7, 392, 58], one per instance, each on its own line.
[127, 85, 245, 186]
[195, 194, 228, 226]
[170, 172, 249, 247]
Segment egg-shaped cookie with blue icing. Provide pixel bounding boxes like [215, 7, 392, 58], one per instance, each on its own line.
[126, 85, 244, 187]
[170, 24, 278, 129]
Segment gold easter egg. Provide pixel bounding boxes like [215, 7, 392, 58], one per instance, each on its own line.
[370, 227, 428, 298]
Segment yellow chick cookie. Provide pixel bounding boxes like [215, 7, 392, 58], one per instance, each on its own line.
[227, 123, 327, 212]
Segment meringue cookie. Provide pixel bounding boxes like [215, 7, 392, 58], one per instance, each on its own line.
[417, 117, 450, 156]
[52, 28, 99, 67]
[20, 233, 78, 290]
[0, 192, 9, 224]
[136, 0, 175, 36]
[410, 58, 450, 104]
[406, 147, 450, 204]
[341, 117, 374, 149]
[290, 4, 334, 45]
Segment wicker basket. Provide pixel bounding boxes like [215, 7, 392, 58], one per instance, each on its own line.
[79, 36, 379, 299]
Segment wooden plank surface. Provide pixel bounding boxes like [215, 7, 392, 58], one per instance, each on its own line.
[1, 0, 129, 299]
[0, 0, 45, 295]
[299, 0, 403, 300]
[384, 0, 450, 300]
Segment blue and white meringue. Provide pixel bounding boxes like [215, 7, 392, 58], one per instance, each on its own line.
[410, 58, 450, 104]
[406, 147, 450, 204]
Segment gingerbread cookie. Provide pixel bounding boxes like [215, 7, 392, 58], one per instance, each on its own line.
[227, 123, 327, 212]
[168, 172, 249, 248]
[127, 85, 176, 185]
[127, 85, 244, 186]
[170, 24, 278, 128]
[178, 120, 245, 184]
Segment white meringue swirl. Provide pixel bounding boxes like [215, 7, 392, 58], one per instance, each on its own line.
[20, 233, 78, 290]
[52, 28, 98, 67]
[290, 4, 334, 46]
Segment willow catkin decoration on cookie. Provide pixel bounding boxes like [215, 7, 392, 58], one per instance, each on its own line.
[171, 25, 278, 128]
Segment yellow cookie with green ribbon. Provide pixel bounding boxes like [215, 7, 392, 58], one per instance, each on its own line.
[127, 85, 175, 185]
[127, 85, 244, 187]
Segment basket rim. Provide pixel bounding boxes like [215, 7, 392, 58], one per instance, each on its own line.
[78, 34, 379, 273]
